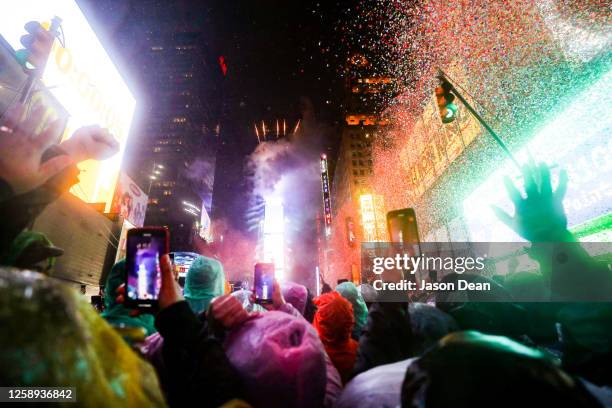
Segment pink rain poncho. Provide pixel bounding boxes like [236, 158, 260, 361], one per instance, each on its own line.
[224, 311, 327, 408]
[281, 281, 308, 316]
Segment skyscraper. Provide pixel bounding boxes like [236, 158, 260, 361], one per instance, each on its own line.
[115, 3, 223, 250]
[328, 53, 394, 284]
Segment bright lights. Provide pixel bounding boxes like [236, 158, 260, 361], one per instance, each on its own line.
[360, 193, 387, 242]
[263, 198, 285, 280]
[463, 68, 612, 242]
[0, 0, 136, 211]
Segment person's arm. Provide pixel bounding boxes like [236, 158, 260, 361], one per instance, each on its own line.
[155, 301, 245, 408]
[493, 162, 612, 301]
[352, 302, 414, 378]
[0, 146, 79, 257]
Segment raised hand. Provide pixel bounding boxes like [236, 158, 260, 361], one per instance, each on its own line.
[0, 104, 73, 194]
[492, 161, 570, 242]
[209, 295, 250, 331]
[60, 124, 119, 162]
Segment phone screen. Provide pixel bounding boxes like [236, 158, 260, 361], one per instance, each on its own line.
[126, 229, 167, 305]
[387, 209, 420, 244]
[254, 263, 275, 303]
[387, 208, 421, 259]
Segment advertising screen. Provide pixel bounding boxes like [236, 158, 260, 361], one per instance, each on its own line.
[0, 0, 136, 211]
[110, 173, 148, 227]
[463, 68, 612, 242]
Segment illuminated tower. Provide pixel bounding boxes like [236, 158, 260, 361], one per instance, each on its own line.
[262, 198, 286, 280]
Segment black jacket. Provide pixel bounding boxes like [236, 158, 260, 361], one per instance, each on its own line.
[155, 301, 244, 407]
[352, 302, 415, 378]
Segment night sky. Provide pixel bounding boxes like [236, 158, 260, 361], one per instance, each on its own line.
[79, 0, 352, 233]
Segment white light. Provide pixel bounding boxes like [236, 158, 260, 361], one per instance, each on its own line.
[263, 199, 285, 280]
[149, 175, 157, 180]
[182, 201, 200, 210]
[184, 207, 198, 216]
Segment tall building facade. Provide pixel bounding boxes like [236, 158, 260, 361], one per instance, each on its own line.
[113, 2, 223, 251]
[136, 31, 221, 250]
[327, 54, 393, 285]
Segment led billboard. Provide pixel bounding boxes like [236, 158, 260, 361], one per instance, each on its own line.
[0, 0, 136, 211]
[463, 68, 612, 242]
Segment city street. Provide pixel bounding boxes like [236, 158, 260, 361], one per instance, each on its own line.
[0, 1, 611, 407]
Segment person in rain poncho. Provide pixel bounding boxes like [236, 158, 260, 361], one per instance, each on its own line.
[336, 281, 368, 339]
[101, 259, 157, 337]
[224, 310, 327, 408]
[184, 255, 225, 315]
[281, 281, 308, 316]
[401, 331, 602, 408]
[336, 303, 457, 408]
[0, 267, 166, 407]
[314, 291, 359, 384]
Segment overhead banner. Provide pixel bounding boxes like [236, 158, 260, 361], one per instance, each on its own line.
[110, 173, 148, 227]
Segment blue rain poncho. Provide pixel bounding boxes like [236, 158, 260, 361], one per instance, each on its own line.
[184, 255, 225, 315]
[336, 282, 368, 338]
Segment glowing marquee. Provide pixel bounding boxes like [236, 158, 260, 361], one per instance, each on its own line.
[0, 1, 136, 211]
[463, 68, 612, 242]
[359, 194, 386, 242]
[320, 154, 332, 237]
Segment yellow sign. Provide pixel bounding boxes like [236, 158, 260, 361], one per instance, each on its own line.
[0, 0, 136, 211]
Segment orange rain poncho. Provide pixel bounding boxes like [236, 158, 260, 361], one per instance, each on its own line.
[313, 291, 359, 384]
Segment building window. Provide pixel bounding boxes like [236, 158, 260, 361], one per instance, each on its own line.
[151, 46, 163, 51]
[353, 170, 358, 176]
[149, 198, 159, 205]
[352, 160, 357, 166]
[163, 190, 172, 196]
[173, 117, 187, 123]
[360, 170, 365, 175]
[359, 160, 364, 166]
[153, 147, 161, 152]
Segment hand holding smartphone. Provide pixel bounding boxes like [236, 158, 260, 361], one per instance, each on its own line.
[125, 227, 169, 310]
[254, 263, 275, 304]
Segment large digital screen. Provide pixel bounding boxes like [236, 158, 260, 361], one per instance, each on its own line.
[463, 68, 612, 242]
[0, 1, 135, 211]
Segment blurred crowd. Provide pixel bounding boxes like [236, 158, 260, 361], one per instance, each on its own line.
[2, 106, 612, 407]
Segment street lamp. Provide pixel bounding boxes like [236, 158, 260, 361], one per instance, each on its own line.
[147, 162, 165, 195]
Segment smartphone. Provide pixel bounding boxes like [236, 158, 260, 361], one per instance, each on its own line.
[387, 208, 420, 244]
[387, 208, 422, 281]
[254, 263, 275, 304]
[125, 227, 169, 310]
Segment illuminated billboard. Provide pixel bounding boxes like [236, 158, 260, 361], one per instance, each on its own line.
[0, 1, 136, 211]
[463, 68, 612, 242]
[359, 194, 386, 242]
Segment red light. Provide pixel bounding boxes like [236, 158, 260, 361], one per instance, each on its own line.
[218, 56, 227, 77]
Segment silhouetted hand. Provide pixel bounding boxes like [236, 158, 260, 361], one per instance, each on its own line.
[60, 125, 119, 162]
[492, 161, 570, 242]
[0, 104, 73, 194]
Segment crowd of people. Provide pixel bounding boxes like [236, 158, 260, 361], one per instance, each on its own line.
[2, 104, 612, 407]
